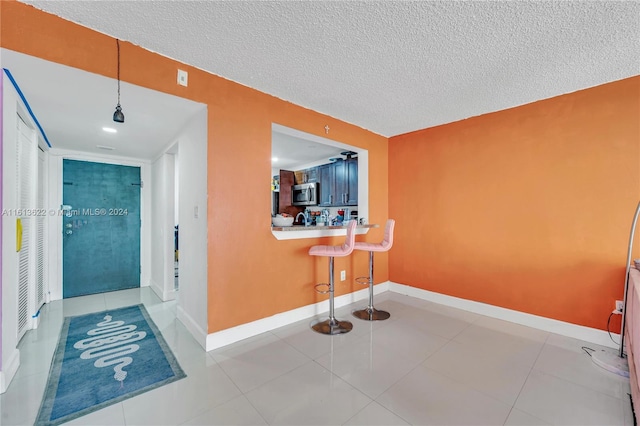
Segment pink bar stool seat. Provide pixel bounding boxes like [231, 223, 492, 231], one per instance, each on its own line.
[353, 219, 395, 321]
[309, 220, 357, 335]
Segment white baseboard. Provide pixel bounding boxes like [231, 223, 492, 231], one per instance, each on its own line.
[202, 279, 618, 352]
[388, 282, 619, 349]
[177, 305, 208, 350]
[150, 279, 177, 302]
[205, 282, 390, 351]
[0, 348, 21, 394]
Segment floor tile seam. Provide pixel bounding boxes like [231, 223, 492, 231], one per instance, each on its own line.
[386, 317, 457, 342]
[339, 400, 411, 426]
[246, 359, 373, 424]
[529, 364, 630, 402]
[500, 406, 548, 426]
[205, 354, 252, 403]
[340, 400, 377, 426]
[313, 337, 425, 399]
[372, 359, 441, 407]
[419, 362, 516, 414]
[233, 356, 317, 395]
[443, 337, 547, 371]
[324, 316, 447, 364]
[367, 334, 446, 371]
[400, 311, 474, 340]
[209, 331, 281, 359]
[310, 332, 372, 361]
[419, 336, 459, 366]
[270, 329, 321, 361]
[221, 394, 270, 426]
[168, 395, 238, 426]
[11, 368, 50, 385]
[116, 402, 128, 426]
[309, 357, 377, 402]
[503, 333, 549, 421]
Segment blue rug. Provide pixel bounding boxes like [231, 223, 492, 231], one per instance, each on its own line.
[35, 304, 186, 426]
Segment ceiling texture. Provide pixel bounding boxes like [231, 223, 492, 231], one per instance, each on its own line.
[21, 0, 639, 139]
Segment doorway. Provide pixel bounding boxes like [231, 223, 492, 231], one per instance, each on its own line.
[62, 159, 141, 298]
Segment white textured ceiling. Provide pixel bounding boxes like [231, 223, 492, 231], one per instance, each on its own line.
[18, 1, 640, 137]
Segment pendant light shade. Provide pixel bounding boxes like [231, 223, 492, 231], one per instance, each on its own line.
[113, 104, 124, 123]
[113, 38, 124, 123]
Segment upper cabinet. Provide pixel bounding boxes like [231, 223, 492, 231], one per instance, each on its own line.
[344, 158, 358, 206]
[318, 163, 334, 206]
[294, 167, 318, 184]
[315, 158, 357, 207]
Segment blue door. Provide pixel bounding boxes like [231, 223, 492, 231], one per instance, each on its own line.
[62, 160, 141, 298]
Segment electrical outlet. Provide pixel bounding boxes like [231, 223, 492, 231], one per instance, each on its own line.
[340, 270, 346, 281]
[616, 300, 624, 312]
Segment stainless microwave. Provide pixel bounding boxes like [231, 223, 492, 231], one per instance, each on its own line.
[292, 183, 318, 206]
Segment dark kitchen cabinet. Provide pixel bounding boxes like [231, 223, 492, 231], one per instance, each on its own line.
[318, 164, 334, 206]
[334, 159, 358, 206]
[316, 159, 357, 207]
[296, 158, 357, 207]
[345, 158, 358, 205]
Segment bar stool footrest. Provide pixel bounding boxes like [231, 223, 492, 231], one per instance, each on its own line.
[314, 283, 330, 294]
[355, 276, 371, 285]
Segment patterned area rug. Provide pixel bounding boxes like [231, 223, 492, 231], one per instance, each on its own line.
[35, 304, 186, 426]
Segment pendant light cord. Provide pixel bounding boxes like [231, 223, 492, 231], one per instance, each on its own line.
[116, 39, 121, 105]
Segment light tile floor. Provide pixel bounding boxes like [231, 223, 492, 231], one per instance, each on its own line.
[0, 288, 634, 425]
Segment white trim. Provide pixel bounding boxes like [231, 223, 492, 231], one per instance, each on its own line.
[388, 282, 620, 349]
[205, 281, 390, 351]
[203, 280, 620, 352]
[177, 305, 208, 350]
[149, 278, 176, 302]
[272, 227, 370, 240]
[48, 148, 152, 166]
[0, 349, 20, 394]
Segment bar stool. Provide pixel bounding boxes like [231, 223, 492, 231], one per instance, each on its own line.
[310, 220, 357, 335]
[353, 219, 395, 321]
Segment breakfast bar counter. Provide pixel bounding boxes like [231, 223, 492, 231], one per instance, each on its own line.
[271, 224, 378, 231]
[271, 223, 378, 240]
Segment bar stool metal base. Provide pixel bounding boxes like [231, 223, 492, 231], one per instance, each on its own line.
[311, 318, 353, 335]
[352, 307, 390, 321]
[311, 256, 353, 335]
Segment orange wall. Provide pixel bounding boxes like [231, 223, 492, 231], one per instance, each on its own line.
[389, 77, 640, 330]
[1, 2, 390, 333]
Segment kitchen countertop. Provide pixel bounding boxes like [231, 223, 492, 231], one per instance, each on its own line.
[271, 223, 378, 231]
[271, 223, 378, 240]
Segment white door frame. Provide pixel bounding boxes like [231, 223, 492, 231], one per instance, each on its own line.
[45, 150, 151, 301]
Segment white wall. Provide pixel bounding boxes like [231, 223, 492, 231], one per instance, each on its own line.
[1, 74, 24, 392]
[174, 109, 208, 349]
[150, 153, 176, 301]
[174, 153, 179, 226]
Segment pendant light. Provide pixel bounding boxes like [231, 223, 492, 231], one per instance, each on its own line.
[113, 38, 124, 123]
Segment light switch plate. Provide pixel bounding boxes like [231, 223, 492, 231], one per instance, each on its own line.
[177, 69, 188, 87]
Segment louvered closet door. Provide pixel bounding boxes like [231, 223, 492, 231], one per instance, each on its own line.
[36, 148, 46, 308]
[16, 115, 37, 340]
